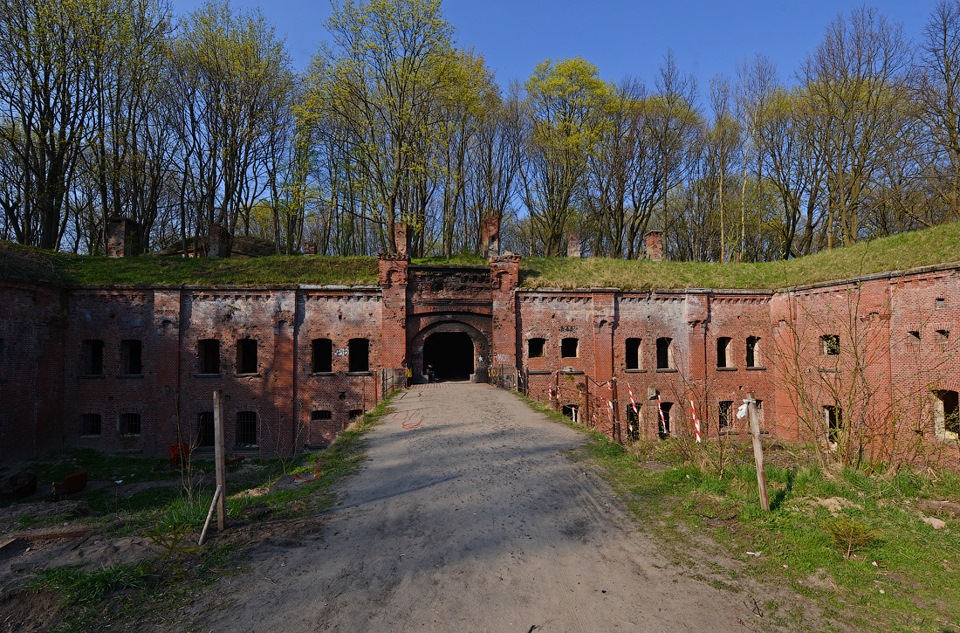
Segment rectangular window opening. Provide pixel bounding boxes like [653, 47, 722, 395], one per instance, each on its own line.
[746, 336, 761, 368]
[197, 411, 214, 448]
[719, 400, 733, 430]
[311, 410, 332, 421]
[656, 337, 673, 370]
[625, 405, 639, 440]
[81, 339, 104, 375]
[120, 339, 142, 375]
[236, 411, 258, 447]
[198, 339, 221, 374]
[312, 338, 333, 373]
[81, 413, 102, 437]
[528, 337, 546, 359]
[933, 390, 959, 440]
[560, 338, 579, 359]
[119, 413, 141, 436]
[717, 337, 732, 368]
[658, 402, 672, 439]
[820, 334, 840, 356]
[936, 329, 950, 352]
[237, 338, 258, 374]
[561, 404, 579, 424]
[824, 405, 842, 445]
[348, 338, 369, 372]
[625, 338, 642, 370]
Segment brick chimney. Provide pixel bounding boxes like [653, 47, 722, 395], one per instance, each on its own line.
[644, 230, 664, 261]
[106, 218, 140, 257]
[482, 215, 500, 258]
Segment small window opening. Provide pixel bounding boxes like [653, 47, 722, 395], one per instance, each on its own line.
[746, 336, 761, 367]
[656, 337, 674, 370]
[81, 339, 104, 375]
[824, 405, 842, 445]
[311, 410, 332, 421]
[236, 411, 258, 447]
[348, 338, 369, 372]
[908, 330, 920, 346]
[936, 297, 945, 308]
[312, 338, 333, 373]
[561, 404, 579, 424]
[625, 338, 642, 370]
[625, 405, 639, 440]
[198, 339, 220, 374]
[237, 338, 258, 374]
[119, 413, 141, 436]
[81, 413, 102, 436]
[348, 409, 363, 421]
[560, 338, 579, 358]
[936, 330, 950, 351]
[528, 338, 546, 359]
[820, 334, 840, 356]
[719, 400, 733, 430]
[658, 402, 672, 439]
[120, 339, 142, 375]
[196, 411, 214, 447]
[717, 337, 733, 368]
[933, 390, 959, 440]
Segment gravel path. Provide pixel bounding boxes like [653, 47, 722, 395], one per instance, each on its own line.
[186, 383, 762, 632]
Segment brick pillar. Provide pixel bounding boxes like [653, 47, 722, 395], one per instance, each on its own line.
[490, 255, 521, 369]
[379, 255, 409, 371]
[482, 215, 500, 258]
[592, 290, 616, 436]
[567, 233, 582, 258]
[271, 292, 296, 455]
[152, 289, 182, 449]
[394, 222, 411, 258]
[645, 230, 664, 261]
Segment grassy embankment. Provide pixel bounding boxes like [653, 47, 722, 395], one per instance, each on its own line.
[3, 221, 960, 290]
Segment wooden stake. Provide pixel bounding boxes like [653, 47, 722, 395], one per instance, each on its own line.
[746, 393, 770, 511]
[213, 389, 226, 531]
[198, 485, 222, 546]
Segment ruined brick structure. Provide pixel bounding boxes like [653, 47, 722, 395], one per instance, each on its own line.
[2, 228, 958, 463]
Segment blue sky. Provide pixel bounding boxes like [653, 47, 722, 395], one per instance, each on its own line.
[171, 0, 934, 92]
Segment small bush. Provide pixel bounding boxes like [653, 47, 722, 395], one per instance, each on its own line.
[824, 516, 879, 559]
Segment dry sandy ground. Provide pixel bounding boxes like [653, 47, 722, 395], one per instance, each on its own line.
[175, 382, 783, 633]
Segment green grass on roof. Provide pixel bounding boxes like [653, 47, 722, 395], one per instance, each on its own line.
[2, 221, 959, 290]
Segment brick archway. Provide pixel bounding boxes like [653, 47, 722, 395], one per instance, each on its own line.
[410, 320, 490, 383]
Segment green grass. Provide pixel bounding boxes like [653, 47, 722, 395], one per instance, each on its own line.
[576, 432, 960, 632]
[5, 221, 960, 290]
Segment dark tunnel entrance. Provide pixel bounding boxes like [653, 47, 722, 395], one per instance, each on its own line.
[423, 332, 475, 382]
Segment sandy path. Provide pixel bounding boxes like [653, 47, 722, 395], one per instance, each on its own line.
[186, 383, 762, 632]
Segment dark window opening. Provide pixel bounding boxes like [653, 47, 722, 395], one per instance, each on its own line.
[936, 330, 950, 351]
[81, 413, 101, 436]
[625, 405, 639, 440]
[119, 413, 141, 436]
[528, 338, 546, 359]
[560, 338, 579, 358]
[658, 402, 672, 439]
[311, 410, 332, 421]
[908, 331, 920, 346]
[120, 339, 142, 375]
[933, 390, 959, 439]
[820, 334, 840, 356]
[348, 409, 363, 421]
[198, 339, 220, 374]
[348, 338, 369, 372]
[936, 297, 945, 308]
[746, 336, 761, 367]
[825, 405, 842, 445]
[656, 337, 673, 370]
[717, 337, 732, 368]
[719, 400, 733, 429]
[237, 338, 258, 374]
[561, 404, 579, 424]
[236, 411, 258, 447]
[312, 338, 333, 373]
[81, 339, 104, 375]
[625, 338, 642, 370]
[197, 412, 214, 447]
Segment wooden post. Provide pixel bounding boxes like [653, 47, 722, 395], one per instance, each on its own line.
[213, 389, 226, 531]
[612, 378, 621, 443]
[746, 393, 770, 511]
[584, 378, 591, 428]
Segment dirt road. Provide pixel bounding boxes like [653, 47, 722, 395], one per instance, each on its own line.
[185, 383, 763, 632]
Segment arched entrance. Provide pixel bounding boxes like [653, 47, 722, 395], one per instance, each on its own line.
[410, 319, 490, 383]
[423, 331, 474, 381]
